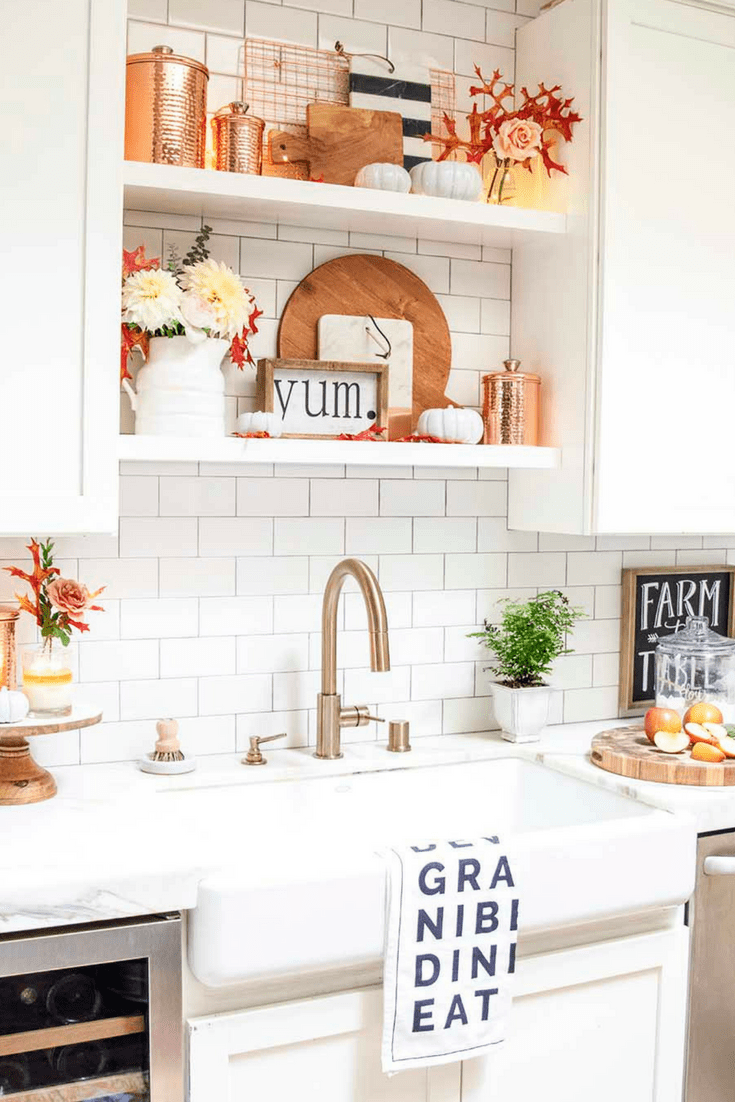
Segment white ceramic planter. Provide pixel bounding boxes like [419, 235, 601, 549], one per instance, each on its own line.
[492, 683, 552, 743]
[123, 335, 230, 437]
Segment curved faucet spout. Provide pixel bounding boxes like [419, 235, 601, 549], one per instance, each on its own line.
[321, 558, 390, 695]
[316, 558, 391, 759]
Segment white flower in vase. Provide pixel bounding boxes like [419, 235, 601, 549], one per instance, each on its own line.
[122, 268, 184, 332]
[181, 292, 218, 344]
[183, 258, 256, 341]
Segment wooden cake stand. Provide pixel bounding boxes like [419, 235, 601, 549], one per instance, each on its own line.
[0, 703, 102, 805]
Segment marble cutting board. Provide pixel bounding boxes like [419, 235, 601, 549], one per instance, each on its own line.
[317, 315, 414, 409]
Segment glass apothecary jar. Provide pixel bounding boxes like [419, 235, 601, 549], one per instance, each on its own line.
[655, 616, 735, 723]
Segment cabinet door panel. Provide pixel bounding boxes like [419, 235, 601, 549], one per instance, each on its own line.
[597, 0, 735, 532]
[0, 1, 124, 533]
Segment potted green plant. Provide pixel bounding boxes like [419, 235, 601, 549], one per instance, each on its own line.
[469, 590, 585, 742]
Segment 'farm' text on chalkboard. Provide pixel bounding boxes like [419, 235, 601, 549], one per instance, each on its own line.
[619, 565, 735, 714]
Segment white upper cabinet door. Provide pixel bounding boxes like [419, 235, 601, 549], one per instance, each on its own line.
[0, 1, 125, 534]
[509, 0, 735, 534]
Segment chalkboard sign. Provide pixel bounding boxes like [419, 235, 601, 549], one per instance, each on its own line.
[619, 565, 735, 715]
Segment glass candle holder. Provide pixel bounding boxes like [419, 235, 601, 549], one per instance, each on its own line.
[655, 616, 735, 723]
[21, 642, 73, 718]
[0, 606, 19, 690]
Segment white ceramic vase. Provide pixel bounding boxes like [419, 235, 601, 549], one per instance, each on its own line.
[123, 335, 230, 437]
[492, 683, 552, 743]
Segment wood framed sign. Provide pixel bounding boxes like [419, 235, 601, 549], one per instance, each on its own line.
[256, 358, 389, 439]
[619, 564, 735, 715]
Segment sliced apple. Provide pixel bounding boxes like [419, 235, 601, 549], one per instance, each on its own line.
[653, 729, 690, 754]
[715, 734, 735, 760]
[685, 722, 718, 746]
[703, 722, 728, 742]
[691, 742, 726, 764]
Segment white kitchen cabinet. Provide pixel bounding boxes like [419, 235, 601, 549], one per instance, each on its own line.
[509, 0, 735, 534]
[0, 1, 125, 534]
[187, 926, 688, 1102]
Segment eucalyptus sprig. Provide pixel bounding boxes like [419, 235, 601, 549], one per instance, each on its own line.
[469, 590, 585, 688]
[182, 224, 212, 268]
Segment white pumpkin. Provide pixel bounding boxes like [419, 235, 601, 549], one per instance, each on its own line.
[409, 161, 484, 202]
[235, 411, 283, 437]
[417, 407, 484, 444]
[0, 686, 30, 724]
[354, 162, 412, 193]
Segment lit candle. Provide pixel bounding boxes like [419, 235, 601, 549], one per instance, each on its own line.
[21, 647, 73, 717]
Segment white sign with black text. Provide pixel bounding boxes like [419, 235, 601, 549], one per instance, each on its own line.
[257, 358, 389, 439]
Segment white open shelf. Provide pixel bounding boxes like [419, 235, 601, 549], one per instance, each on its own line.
[123, 161, 566, 248]
[118, 435, 560, 470]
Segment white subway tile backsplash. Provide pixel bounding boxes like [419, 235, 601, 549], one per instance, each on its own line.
[120, 518, 198, 558]
[595, 585, 622, 619]
[237, 633, 310, 673]
[199, 595, 274, 636]
[120, 678, 198, 721]
[445, 553, 506, 590]
[563, 686, 619, 724]
[160, 557, 236, 597]
[413, 590, 476, 627]
[379, 554, 444, 592]
[120, 476, 159, 517]
[237, 710, 309, 751]
[423, 0, 485, 39]
[245, 2, 318, 44]
[80, 640, 159, 683]
[169, 0, 244, 34]
[569, 618, 621, 655]
[120, 598, 199, 639]
[447, 481, 506, 516]
[199, 517, 273, 556]
[451, 258, 510, 298]
[311, 479, 379, 517]
[478, 518, 537, 552]
[276, 518, 345, 555]
[380, 480, 445, 517]
[127, 20, 205, 60]
[377, 700, 444, 738]
[443, 696, 493, 734]
[199, 673, 273, 716]
[413, 517, 476, 553]
[160, 477, 235, 517]
[346, 518, 412, 555]
[567, 551, 622, 586]
[343, 666, 412, 705]
[237, 478, 309, 517]
[273, 594, 330, 633]
[508, 552, 566, 588]
[237, 556, 309, 595]
[161, 637, 236, 678]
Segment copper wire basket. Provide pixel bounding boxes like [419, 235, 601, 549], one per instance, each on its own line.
[211, 102, 265, 174]
[125, 45, 209, 167]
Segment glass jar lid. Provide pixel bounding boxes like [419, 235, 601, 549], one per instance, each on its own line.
[656, 616, 735, 655]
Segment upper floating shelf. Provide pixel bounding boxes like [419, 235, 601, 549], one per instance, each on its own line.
[118, 435, 560, 470]
[123, 162, 567, 249]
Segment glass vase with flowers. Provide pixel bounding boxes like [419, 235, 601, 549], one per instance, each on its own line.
[4, 540, 104, 717]
[426, 67, 582, 206]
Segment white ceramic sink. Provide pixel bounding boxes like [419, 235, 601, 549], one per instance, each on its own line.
[186, 758, 695, 988]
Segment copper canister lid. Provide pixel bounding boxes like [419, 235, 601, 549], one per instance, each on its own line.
[482, 358, 540, 384]
[126, 44, 209, 79]
[0, 605, 19, 622]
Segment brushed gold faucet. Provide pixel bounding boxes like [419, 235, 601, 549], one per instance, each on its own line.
[315, 558, 391, 759]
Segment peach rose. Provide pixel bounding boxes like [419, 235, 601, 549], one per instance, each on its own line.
[493, 118, 543, 162]
[47, 578, 91, 616]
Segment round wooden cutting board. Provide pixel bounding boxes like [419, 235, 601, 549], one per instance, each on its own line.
[277, 255, 453, 426]
[591, 726, 735, 786]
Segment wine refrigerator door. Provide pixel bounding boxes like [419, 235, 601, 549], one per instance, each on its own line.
[0, 914, 182, 1102]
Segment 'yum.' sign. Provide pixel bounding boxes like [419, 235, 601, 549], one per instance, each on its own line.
[257, 358, 389, 438]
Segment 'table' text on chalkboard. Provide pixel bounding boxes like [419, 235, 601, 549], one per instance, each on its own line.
[619, 565, 735, 714]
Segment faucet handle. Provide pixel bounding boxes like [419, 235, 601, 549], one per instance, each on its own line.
[340, 705, 386, 729]
[242, 732, 287, 766]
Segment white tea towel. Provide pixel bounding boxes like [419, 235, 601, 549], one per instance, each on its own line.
[381, 837, 519, 1074]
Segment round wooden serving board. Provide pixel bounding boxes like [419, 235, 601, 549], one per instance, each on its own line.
[591, 725, 735, 787]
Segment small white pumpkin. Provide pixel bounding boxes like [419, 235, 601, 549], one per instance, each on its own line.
[0, 686, 30, 724]
[409, 161, 484, 202]
[354, 162, 412, 193]
[235, 411, 283, 437]
[417, 406, 484, 444]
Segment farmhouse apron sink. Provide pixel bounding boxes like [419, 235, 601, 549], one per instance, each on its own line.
[186, 758, 695, 988]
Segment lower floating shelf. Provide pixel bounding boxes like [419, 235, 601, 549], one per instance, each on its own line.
[118, 435, 560, 470]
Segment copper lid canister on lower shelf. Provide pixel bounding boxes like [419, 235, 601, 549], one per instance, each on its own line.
[482, 358, 540, 446]
[125, 45, 209, 168]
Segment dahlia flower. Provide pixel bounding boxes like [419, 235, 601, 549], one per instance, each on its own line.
[122, 268, 183, 333]
[183, 259, 255, 341]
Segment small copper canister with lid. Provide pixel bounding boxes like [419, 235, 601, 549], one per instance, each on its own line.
[212, 102, 265, 175]
[125, 45, 209, 168]
[482, 358, 540, 445]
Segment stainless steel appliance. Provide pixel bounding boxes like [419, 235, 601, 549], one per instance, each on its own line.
[0, 914, 182, 1101]
[686, 831, 735, 1101]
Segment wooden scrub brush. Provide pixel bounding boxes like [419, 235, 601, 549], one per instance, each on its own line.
[138, 719, 197, 775]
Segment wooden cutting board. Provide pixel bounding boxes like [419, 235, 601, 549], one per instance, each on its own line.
[591, 726, 735, 786]
[278, 255, 453, 426]
[269, 104, 404, 186]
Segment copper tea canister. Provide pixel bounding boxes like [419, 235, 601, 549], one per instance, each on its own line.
[0, 606, 19, 690]
[212, 102, 265, 175]
[125, 45, 209, 167]
[482, 359, 540, 445]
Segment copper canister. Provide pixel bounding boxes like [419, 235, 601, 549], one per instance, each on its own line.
[212, 102, 265, 175]
[0, 606, 19, 690]
[125, 45, 209, 167]
[482, 359, 540, 445]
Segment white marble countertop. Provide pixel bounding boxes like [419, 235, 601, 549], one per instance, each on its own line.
[0, 719, 731, 935]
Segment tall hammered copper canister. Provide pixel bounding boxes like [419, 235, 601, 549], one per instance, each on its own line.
[482, 358, 540, 446]
[212, 102, 264, 175]
[125, 45, 209, 167]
